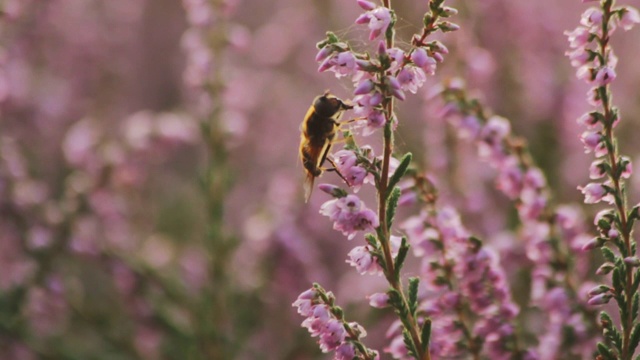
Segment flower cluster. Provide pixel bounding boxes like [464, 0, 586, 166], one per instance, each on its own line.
[315, 0, 453, 138]
[295, 1, 461, 359]
[293, 285, 379, 360]
[438, 83, 599, 357]
[399, 188, 524, 359]
[566, 1, 640, 359]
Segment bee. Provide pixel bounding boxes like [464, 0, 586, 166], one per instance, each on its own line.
[300, 91, 353, 202]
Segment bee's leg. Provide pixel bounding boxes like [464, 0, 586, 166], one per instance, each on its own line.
[323, 158, 351, 186]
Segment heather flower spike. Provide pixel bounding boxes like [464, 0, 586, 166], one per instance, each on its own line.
[293, 284, 379, 359]
[438, 81, 597, 357]
[567, 1, 640, 358]
[298, 1, 459, 359]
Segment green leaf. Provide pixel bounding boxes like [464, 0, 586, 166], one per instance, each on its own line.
[408, 277, 419, 316]
[630, 323, 640, 354]
[600, 311, 614, 330]
[629, 205, 640, 222]
[403, 329, 418, 359]
[421, 319, 432, 352]
[387, 153, 412, 199]
[388, 289, 405, 315]
[386, 187, 401, 230]
[394, 237, 410, 279]
[365, 234, 378, 248]
[613, 267, 624, 295]
[602, 247, 616, 263]
[597, 342, 615, 360]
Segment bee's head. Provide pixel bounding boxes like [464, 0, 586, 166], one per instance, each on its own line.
[314, 91, 354, 117]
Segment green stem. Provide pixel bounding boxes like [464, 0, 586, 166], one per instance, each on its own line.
[599, 2, 635, 359]
[376, 1, 430, 359]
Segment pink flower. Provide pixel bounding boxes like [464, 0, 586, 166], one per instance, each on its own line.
[618, 7, 640, 31]
[335, 342, 356, 360]
[577, 112, 599, 128]
[320, 195, 379, 239]
[411, 48, 438, 74]
[578, 182, 608, 204]
[495, 158, 523, 199]
[302, 304, 332, 336]
[566, 47, 591, 68]
[589, 160, 606, 179]
[292, 288, 318, 316]
[347, 245, 382, 275]
[478, 116, 511, 164]
[333, 150, 371, 189]
[319, 319, 346, 352]
[594, 66, 616, 86]
[360, 109, 385, 136]
[356, 7, 392, 40]
[367, 292, 390, 308]
[565, 26, 592, 48]
[580, 130, 603, 154]
[318, 51, 357, 78]
[453, 115, 482, 139]
[396, 66, 426, 94]
[580, 8, 604, 30]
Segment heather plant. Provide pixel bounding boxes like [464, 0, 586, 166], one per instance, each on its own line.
[2, 0, 640, 359]
[293, 0, 640, 359]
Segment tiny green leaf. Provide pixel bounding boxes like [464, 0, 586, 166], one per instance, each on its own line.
[387, 187, 401, 230]
[394, 237, 410, 279]
[630, 322, 640, 354]
[408, 277, 419, 316]
[596, 342, 615, 360]
[601, 247, 616, 263]
[387, 153, 412, 198]
[403, 329, 418, 359]
[421, 319, 432, 352]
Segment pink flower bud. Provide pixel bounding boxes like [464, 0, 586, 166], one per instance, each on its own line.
[587, 293, 612, 306]
[367, 292, 390, 308]
[596, 262, 615, 275]
[587, 285, 610, 297]
[624, 257, 640, 267]
[411, 48, 429, 67]
[354, 79, 375, 95]
[315, 47, 333, 62]
[357, 0, 377, 11]
[581, 237, 602, 251]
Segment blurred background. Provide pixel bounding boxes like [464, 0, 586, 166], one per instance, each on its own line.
[1, 0, 640, 359]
